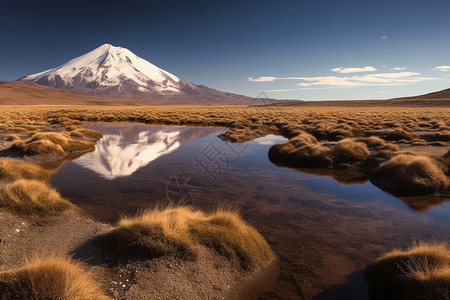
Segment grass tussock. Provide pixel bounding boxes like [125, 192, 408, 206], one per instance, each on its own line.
[269, 133, 333, 168]
[29, 132, 95, 153]
[10, 132, 94, 157]
[386, 128, 420, 142]
[12, 140, 66, 157]
[0, 158, 49, 182]
[69, 128, 103, 139]
[356, 136, 386, 148]
[364, 241, 450, 300]
[6, 134, 20, 141]
[0, 255, 109, 300]
[269, 133, 370, 168]
[332, 139, 370, 163]
[371, 154, 450, 196]
[95, 206, 273, 270]
[0, 180, 80, 216]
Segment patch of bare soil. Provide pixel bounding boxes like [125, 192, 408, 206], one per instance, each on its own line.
[398, 144, 450, 156]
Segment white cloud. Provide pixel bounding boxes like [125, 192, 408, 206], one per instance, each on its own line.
[249, 72, 436, 89]
[392, 67, 407, 70]
[295, 72, 434, 87]
[381, 36, 389, 39]
[433, 66, 450, 72]
[331, 66, 377, 73]
[247, 76, 278, 82]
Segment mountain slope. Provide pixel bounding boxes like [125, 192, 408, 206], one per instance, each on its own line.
[0, 81, 258, 105]
[393, 87, 450, 100]
[17, 44, 254, 102]
[0, 81, 133, 105]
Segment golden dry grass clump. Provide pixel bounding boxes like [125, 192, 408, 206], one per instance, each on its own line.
[269, 133, 333, 168]
[364, 241, 450, 300]
[12, 139, 66, 157]
[69, 128, 103, 139]
[0, 256, 109, 300]
[95, 206, 273, 271]
[0, 180, 80, 216]
[5, 134, 20, 141]
[11, 132, 94, 157]
[332, 138, 370, 163]
[0, 158, 49, 182]
[370, 154, 450, 196]
[269, 133, 370, 168]
[356, 136, 386, 148]
[385, 128, 420, 142]
[28, 132, 95, 153]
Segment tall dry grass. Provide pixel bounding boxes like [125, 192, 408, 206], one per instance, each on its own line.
[0, 180, 80, 216]
[28, 132, 95, 153]
[0, 158, 49, 182]
[0, 255, 109, 300]
[269, 133, 370, 168]
[364, 241, 450, 300]
[95, 206, 273, 270]
[371, 154, 450, 196]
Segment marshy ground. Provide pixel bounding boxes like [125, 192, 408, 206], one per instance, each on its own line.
[0, 103, 449, 299]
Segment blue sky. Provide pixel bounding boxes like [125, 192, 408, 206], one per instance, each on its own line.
[1, 0, 450, 100]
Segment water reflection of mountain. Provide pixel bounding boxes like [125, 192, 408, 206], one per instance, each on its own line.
[74, 124, 223, 179]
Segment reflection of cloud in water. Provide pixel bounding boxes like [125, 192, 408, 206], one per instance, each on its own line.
[254, 134, 287, 145]
[75, 130, 181, 179]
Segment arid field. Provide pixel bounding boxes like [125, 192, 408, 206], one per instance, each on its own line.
[0, 102, 449, 299]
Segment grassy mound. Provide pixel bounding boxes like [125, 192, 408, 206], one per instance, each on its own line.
[6, 134, 20, 141]
[0, 158, 49, 182]
[12, 140, 66, 157]
[95, 206, 273, 270]
[69, 128, 103, 139]
[29, 132, 95, 153]
[11, 132, 94, 157]
[269, 133, 370, 168]
[0, 180, 80, 216]
[364, 242, 450, 300]
[362, 136, 386, 148]
[332, 139, 370, 163]
[386, 128, 420, 141]
[370, 154, 449, 196]
[269, 133, 333, 168]
[0, 256, 109, 300]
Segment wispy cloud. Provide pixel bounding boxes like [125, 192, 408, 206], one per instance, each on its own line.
[247, 76, 278, 82]
[249, 72, 436, 89]
[331, 66, 377, 73]
[433, 66, 450, 72]
[392, 67, 407, 70]
[248, 76, 308, 82]
[381, 36, 389, 39]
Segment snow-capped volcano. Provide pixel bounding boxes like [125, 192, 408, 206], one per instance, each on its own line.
[19, 44, 210, 97]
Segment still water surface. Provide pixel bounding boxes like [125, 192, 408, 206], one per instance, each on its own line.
[49, 123, 450, 299]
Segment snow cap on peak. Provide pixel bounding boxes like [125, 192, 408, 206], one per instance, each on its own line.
[20, 43, 181, 93]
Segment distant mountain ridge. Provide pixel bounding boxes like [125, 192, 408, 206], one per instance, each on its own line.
[17, 44, 256, 102]
[0, 81, 261, 105]
[393, 87, 450, 100]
